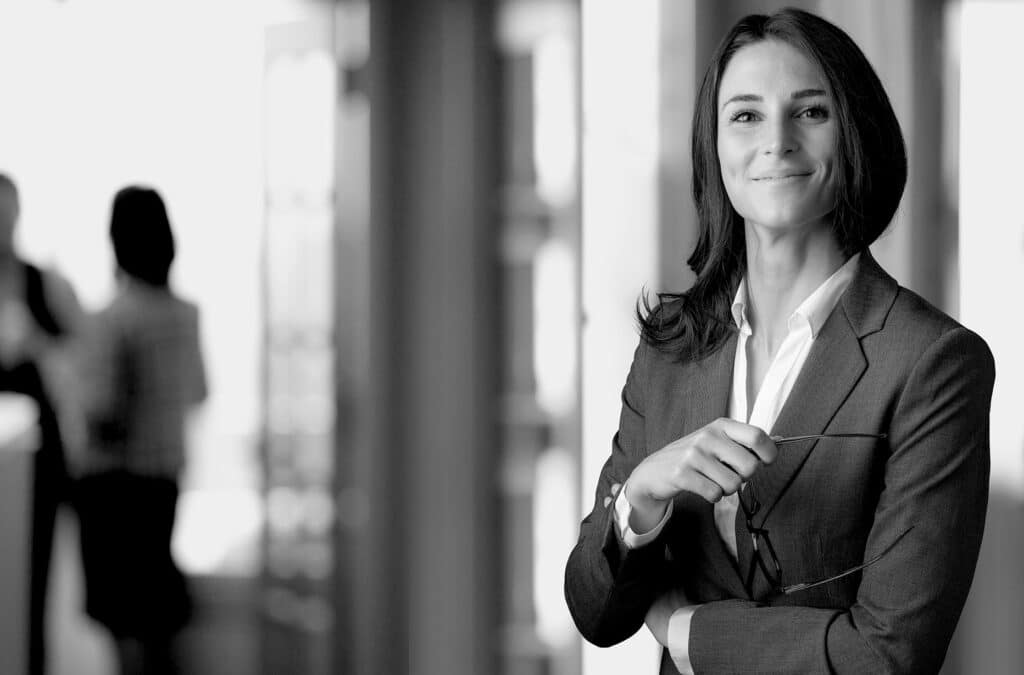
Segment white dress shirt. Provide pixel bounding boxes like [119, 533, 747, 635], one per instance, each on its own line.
[614, 253, 860, 673]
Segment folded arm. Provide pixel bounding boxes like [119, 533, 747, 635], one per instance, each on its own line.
[687, 327, 994, 674]
[564, 343, 674, 646]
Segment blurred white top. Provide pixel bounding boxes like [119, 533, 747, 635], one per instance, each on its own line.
[0, 393, 40, 454]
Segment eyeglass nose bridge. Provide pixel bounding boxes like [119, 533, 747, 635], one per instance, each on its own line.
[747, 524, 769, 549]
[745, 525, 784, 592]
[739, 488, 762, 521]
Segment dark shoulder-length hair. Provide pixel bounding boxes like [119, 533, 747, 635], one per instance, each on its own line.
[110, 185, 176, 287]
[638, 7, 907, 362]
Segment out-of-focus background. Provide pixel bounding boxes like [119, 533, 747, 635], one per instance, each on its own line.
[0, 0, 1019, 673]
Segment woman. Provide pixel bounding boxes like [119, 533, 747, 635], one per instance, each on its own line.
[0, 172, 84, 675]
[564, 9, 993, 675]
[76, 186, 207, 674]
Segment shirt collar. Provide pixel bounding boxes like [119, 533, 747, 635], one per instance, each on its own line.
[731, 280, 753, 336]
[730, 252, 861, 339]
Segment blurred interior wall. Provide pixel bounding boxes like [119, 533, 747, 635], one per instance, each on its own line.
[580, 1, 661, 671]
[955, 3, 1024, 673]
[338, 1, 502, 674]
[656, 0, 699, 292]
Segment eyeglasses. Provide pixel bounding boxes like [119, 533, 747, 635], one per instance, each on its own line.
[770, 432, 886, 446]
[740, 432, 900, 596]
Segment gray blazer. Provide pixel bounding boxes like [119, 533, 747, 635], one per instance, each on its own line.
[565, 252, 994, 674]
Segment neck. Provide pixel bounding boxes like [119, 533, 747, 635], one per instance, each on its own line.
[743, 221, 846, 354]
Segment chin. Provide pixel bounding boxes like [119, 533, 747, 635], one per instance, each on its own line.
[742, 209, 831, 232]
[747, 211, 806, 229]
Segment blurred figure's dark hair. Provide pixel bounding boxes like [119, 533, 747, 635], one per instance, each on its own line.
[638, 7, 907, 362]
[110, 186, 176, 287]
[0, 172, 17, 195]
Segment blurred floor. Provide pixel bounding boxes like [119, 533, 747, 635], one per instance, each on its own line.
[49, 508, 261, 675]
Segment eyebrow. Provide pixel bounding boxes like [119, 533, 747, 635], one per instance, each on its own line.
[720, 88, 828, 110]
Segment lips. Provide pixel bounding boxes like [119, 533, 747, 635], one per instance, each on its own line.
[753, 172, 812, 181]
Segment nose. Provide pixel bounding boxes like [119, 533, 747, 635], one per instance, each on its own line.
[762, 119, 797, 156]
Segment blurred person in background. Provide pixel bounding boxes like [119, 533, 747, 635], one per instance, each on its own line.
[0, 171, 85, 675]
[75, 186, 207, 675]
[565, 9, 993, 674]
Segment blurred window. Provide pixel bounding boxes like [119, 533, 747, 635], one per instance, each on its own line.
[261, 6, 339, 673]
[497, 1, 582, 673]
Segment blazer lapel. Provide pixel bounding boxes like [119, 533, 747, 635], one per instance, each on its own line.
[750, 309, 866, 527]
[745, 251, 897, 530]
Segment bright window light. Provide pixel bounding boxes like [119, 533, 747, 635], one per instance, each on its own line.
[959, 1, 1024, 497]
[580, 1, 662, 674]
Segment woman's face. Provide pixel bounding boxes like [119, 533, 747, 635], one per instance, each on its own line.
[716, 39, 837, 233]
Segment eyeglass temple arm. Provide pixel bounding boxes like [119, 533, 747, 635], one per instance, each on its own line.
[781, 525, 914, 595]
[770, 433, 887, 446]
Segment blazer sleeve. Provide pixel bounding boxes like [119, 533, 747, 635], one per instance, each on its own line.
[687, 326, 995, 674]
[564, 340, 673, 647]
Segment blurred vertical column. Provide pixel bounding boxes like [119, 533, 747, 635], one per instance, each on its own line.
[345, 1, 503, 674]
[332, 1, 371, 674]
[657, 0, 700, 292]
[261, 4, 338, 673]
[496, 2, 582, 675]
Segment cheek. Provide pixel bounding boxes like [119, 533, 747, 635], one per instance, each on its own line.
[716, 136, 743, 177]
[817, 161, 838, 205]
[716, 146, 743, 199]
[716, 145, 747, 208]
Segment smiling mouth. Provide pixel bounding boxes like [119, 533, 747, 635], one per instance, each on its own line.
[753, 173, 812, 182]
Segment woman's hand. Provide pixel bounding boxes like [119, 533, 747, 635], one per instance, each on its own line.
[645, 585, 692, 648]
[624, 418, 777, 532]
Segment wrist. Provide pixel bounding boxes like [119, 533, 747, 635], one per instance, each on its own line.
[624, 480, 668, 533]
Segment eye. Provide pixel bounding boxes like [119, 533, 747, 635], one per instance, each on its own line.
[729, 110, 760, 123]
[796, 105, 829, 121]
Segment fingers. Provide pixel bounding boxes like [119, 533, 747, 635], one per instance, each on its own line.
[714, 442, 761, 481]
[713, 417, 778, 465]
[670, 420, 773, 503]
[603, 482, 622, 508]
[688, 449, 743, 497]
[629, 419, 775, 507]
[679, 469, 726, 504]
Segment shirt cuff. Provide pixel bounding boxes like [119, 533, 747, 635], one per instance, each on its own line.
[613, 486, 673, 548]
[668, 605, 699, 675]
